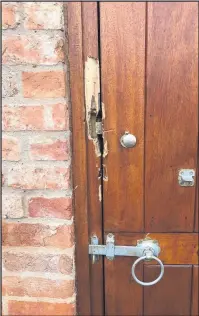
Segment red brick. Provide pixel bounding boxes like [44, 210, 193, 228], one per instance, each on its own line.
[7, 165, 70, 190]
[29, 197, 72, 219]
[2, 193, 24, 219]
[23, 2, 64, 30]
[2, 106, 44, 131]
[52, 103, 69, 130]
[22, 71, 66, 98]
[8, 301, 75, 316]
[2, 222, 74, 248]
[2, 4, 19, 29]
[2, 136, 20, 161]
[3, 104, 69, 131]
[2, 34, 64, 65]
[3, 252, 73, 274]
[3, 276, 74, 299]
[30, 137, 70, 161]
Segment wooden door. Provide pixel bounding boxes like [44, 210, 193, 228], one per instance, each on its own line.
[100, 2, 198, 316]
[67, 2, 198, 316]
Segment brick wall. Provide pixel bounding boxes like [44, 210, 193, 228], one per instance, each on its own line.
[2, 2, 76, 315]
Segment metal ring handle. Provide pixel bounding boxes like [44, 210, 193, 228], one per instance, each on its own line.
[132, 255, 164, 286]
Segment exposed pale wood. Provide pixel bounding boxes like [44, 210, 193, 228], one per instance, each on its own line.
[191, 265, 199, 316]
[144, 265, 192, 316]
[145, 2, 198, 232]
[66, 3, 91, 314]
[100, 2, 146, 232]
[82, 3, 104, 315]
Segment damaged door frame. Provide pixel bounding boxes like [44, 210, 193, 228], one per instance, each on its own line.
[65, 3, 104, 315]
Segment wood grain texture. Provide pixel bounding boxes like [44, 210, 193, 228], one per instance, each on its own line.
[66, 3, 91, 314]
[111, 233, 198, 264]
[100, 2, 146, 232]
[144, 265, 192, 316]
[105, 257, 143, 316]
[82, 3, 104, 315]
[191, 265, 199, 316]
[194, 168, 198, 232]
[145, 2, 198, 232]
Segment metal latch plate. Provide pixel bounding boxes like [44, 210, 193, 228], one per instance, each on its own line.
[178, 169, 195, 187]
[89, 234, 160, 263]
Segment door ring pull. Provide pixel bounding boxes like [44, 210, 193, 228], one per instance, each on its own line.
[131, 255, 164, 286]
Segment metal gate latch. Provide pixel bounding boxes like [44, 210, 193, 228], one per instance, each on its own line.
[89, 234, 164, 286]
[89, 234, 160, 261]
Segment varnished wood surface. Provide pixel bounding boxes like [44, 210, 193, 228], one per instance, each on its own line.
[68, 2, 199, 315]
[100, 2, 146, 232]
[194, 168, 198, 232]
[66, 3, 91, 315]
[109, 233, 198, 264]
[191, 265, 199, 315]
[105, 258, 143, 316]
[144, 265, 192, 316]
[82, 3, 104, 315]
[101, 3, 198, 315]
[145, 2, 198, 232]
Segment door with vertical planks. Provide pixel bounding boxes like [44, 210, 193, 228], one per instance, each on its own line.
[99, 2, 198, 316]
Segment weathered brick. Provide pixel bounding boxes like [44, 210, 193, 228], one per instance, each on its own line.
[30, 136, 70, 161]
[23, 2, 64, 30]
[3, 276, 74, 299]
[2, 34, 64, 65]
[2, 222, 74, 248]
[2, 1, 74, 313]
[28, 196, 72, 219]
[3, 252, 73, 274]
[3, 106, 44, 131]
[3, 104, 69, 131]
[22, 71, 66, 98]
[8, 301, 75, 316]
[2, 67, 19, 98]
[2, 193, 24, 219]
[2, 3, 19, 29]
[2, 136, 20, 161]
[52, 103, 69, 130]
[7, 165, 70, 190]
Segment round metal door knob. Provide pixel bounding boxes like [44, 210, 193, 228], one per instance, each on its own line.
[120, 132, 137, 148]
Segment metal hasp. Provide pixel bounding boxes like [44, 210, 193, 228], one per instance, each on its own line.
[178, 169, 195, 186]
[89, 234, 160, 261]
[89, 234, 164, 286]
